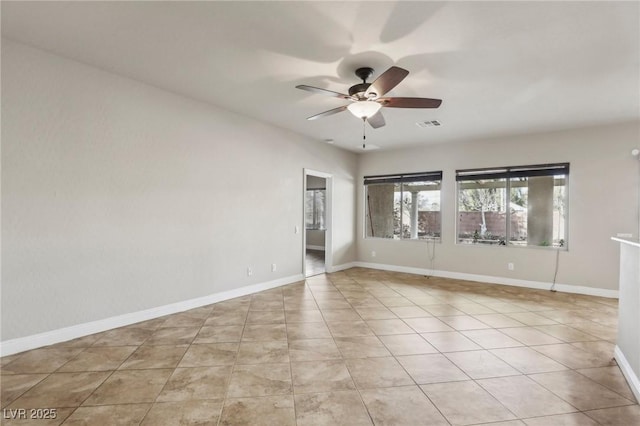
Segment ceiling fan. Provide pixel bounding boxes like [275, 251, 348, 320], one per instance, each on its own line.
[296, 66, 442, 132]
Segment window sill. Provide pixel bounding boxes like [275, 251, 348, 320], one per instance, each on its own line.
[456, 240, 568, 251]
[364, 237, 442, 243]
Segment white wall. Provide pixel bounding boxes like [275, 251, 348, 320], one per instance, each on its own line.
[614, 240, 640, 401]
[357, 121, 640, 292]
[1, 40, 357, 341]
[306, 230, 326, 249]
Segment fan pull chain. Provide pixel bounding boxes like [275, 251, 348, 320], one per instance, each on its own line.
[362, 117, 366, 149]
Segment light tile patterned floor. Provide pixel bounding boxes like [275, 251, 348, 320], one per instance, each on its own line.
[305, 249, 325, 277]
[1, 267, 639, 425]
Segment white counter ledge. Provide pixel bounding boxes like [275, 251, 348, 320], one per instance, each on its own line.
[611, 236, 640, 402]
[612, 236, 640, 248]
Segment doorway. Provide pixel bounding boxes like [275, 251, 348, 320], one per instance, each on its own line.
[304, 169, 332, 277]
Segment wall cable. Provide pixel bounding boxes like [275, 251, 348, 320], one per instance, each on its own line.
[425, 238, 436, 279]
[550, 248, 560, 292]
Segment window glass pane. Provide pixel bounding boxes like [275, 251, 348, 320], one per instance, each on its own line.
[315, 190, 326, 230]
[305, 190, 315, 228]
[456, 164, 568, 249]
[509, 178, 528, 245]
[305, 189, 325, 230]
[457, 179, 507, 245]
[393, 185, 402, 239]
[366, 183, 401, 239]
[509, 175, 567, 247]
[401, 181, 441, 239]
[553, 177, 567, 247]
[365, 173, 441, 241]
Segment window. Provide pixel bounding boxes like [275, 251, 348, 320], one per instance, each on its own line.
[456, 163, 569, 248]
[365, 171, 442, 240]
[305, 189, 325, 230]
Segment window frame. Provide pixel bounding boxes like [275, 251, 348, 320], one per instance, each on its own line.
[364, 171, 443, 242]
[455, 163, 569, 250]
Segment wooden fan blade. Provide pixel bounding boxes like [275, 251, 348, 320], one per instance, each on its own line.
[367, 111, 386, 129]
[365, 66, 409, 98]
[296, 85, 352, 100]
[378, 97, 442, 108]
[307, 105, 348, 120]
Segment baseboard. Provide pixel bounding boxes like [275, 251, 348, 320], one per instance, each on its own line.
[2, 262, 619, 356]
[0, 273, 304, 357]
[614, 345, 640, 403]
[353, 261, 619, 299]
[306, 245, 325, 251]
[326, 262, 357, 273]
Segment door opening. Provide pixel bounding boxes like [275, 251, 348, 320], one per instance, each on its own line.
[304, 170, 331, 277]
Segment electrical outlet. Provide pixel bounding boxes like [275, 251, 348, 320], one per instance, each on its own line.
[247, 267, 253, 276]
[271, 263, 277, 272]
[295, 226, 299, 234]
[371, 251, 376, 257]
[508, 262, 514, 271]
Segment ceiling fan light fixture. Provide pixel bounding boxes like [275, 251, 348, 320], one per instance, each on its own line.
[347, 100, 381, 119]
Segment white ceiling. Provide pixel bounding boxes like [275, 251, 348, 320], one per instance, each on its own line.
[2, 1, 639, 153]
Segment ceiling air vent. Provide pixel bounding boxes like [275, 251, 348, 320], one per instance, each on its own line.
[416, 120, 441, 128]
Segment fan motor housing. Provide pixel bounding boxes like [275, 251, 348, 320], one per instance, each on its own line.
[350, 67, 376, 98]
[348, 83, 371, 97]
[355, 67, 374, 81]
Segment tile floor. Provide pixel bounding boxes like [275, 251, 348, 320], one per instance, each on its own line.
[305, 249, 325, 277]
[1, 267, 639, 425]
